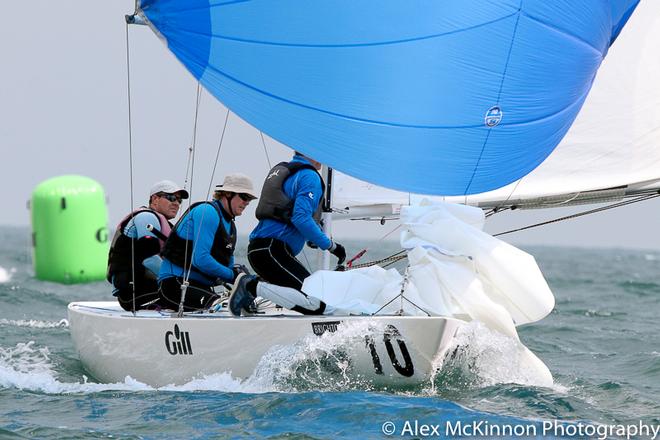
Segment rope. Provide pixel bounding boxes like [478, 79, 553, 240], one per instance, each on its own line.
[493, 192, 660, 237]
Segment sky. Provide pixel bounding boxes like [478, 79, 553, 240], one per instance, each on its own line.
[2, 1, 660, 251]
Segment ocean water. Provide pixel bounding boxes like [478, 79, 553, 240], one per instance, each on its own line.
[1, 225, 659, 439]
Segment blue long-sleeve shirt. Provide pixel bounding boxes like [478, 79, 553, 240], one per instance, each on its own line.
[250, 156, 332, 255]
[122, 211, 163, 276]
[159, 201, 235, 286]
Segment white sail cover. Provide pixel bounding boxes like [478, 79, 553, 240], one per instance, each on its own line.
[332, 0, 660, 210]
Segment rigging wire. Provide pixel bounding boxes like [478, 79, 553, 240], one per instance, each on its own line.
[180, 107, 231, 299]
[184, 108, 230, 282]
[342, 221, 403, 269]
[180, 84, 203, 267]
[183, 84, 203, 209]
[207, 109, 231, 201]
[347, 192, 660, 269]
[176, 83, 204, 315]
[259, 131, 272, 169]
[349, 251, 407, 270]
[493, 192, 660, 237]
[124, 20, 138, 315]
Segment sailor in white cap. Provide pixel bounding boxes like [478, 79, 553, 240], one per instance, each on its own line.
[158, 173, 258, 311]
[108, 179, 189, 311]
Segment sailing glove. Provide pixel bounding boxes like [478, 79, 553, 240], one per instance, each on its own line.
[329, 241, 346, 265]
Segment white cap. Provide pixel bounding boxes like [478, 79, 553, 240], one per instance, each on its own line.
[215, 173, 258, 200]
[149, 180, 189, 199]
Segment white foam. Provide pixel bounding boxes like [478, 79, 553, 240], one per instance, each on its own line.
[159, 372, 270, 393]
[0, 341, 152, 394]
[0, 340, 286, 394]
[248, 320, 381, 392]
[0, 266, 15, 283]
[0, 319, 69, 329]
[434, 322, 558, 389]
[1, 321, 566, 395]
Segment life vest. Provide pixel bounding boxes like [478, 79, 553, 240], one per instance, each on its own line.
[161, 201, 237, 279]
[106, 208, 172, 282]
[255, 161, 325, 224]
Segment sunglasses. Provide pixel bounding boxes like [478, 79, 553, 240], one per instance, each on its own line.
[158, 193, 183, 203]
[237, 193, 253, 202]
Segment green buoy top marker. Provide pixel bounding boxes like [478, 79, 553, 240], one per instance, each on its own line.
[31, 175, 109, 284]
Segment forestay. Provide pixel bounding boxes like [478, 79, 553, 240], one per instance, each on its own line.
[137, 0, 638, 196]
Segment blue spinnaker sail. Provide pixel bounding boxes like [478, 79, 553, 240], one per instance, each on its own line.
[138, 0, 639, 196]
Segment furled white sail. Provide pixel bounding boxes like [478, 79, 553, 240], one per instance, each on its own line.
[332, 0, 660, 212]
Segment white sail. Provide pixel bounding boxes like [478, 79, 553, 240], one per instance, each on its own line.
[332, 0, 660, 212]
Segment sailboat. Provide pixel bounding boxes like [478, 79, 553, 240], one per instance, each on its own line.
[68, 0, 656, 388]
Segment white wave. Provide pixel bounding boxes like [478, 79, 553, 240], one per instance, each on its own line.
[434, 322, 562, 390]
[0, 266, 16, 283]
[134, 323, 379, 393]
[248, 320, 380, 392]
[0, 340, 283, 394]
[159, 372, 269, 393]
[1, 321, 566, 396]
[0, 341, 152, 394]
[0, 319, 69, 329]
[157, 323, 380, 393]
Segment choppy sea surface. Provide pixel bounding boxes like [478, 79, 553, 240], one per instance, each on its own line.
[1, 225, 659, 439]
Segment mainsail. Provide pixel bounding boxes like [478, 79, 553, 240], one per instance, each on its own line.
[136, 0, 638, 196]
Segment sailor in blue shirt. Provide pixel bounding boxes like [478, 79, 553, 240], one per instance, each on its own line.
[158, 173, 258, 311]
[230, 152, 346, 316]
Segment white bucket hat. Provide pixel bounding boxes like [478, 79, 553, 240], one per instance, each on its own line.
[215, 173, 258, 200]
[149, 180, 189, 199]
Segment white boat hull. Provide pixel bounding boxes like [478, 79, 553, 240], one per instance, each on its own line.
[68, 301, 463, 387]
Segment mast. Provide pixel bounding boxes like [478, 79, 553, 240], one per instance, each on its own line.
[320, 166, 333, 270]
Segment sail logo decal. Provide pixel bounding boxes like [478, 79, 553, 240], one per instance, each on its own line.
[484, 106, 503, 127]
[312, 320, 341, 336]
[165, 324, 193, 355]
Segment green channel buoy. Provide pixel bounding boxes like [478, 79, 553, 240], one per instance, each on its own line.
[31, 175, 109, 284]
